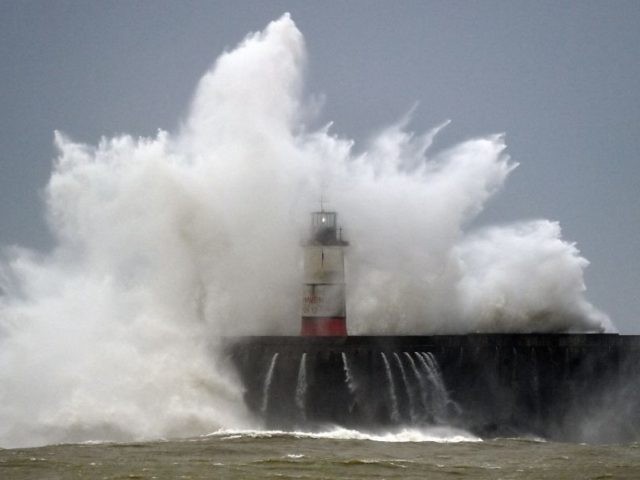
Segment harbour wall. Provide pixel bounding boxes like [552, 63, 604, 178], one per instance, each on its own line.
[227, 334, 640, 442]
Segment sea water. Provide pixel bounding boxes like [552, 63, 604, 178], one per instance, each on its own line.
[2, 428, 639, 479]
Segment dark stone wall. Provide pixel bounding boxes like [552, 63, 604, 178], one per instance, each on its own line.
[226, 334, 640, 442]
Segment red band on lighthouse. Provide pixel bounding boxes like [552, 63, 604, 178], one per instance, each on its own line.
[301, 317, 347, 336]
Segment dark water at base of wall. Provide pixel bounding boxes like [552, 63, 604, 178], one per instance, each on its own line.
[2, 429, 640, 480]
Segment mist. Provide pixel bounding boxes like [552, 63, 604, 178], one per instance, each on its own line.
[0, 14, 612, 447]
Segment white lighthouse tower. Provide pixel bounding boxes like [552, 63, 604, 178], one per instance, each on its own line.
[301, 209, 349, 336]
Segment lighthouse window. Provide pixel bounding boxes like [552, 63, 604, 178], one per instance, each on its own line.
[311, 212, 337, 232]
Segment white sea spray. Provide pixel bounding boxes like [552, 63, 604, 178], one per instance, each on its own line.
[0, 13, 612, 448]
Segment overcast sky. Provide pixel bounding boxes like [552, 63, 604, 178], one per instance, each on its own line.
[1, 1, 639, 332]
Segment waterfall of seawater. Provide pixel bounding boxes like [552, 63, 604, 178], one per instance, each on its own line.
[404, 352, 428, 417]
[341, 352, 356, 394]
[295, 353, 307, 418]
[261, 353, 279, 414]
[257, 350, 453, 426]
[394, 352, 416, 422]
[418, 352, 451, 420]
[380, 353, 400, 422]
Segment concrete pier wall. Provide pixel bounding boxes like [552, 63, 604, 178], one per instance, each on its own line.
[227, 334, 640, 442]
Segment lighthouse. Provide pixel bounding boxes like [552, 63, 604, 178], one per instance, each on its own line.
[301, 210, 349, 336]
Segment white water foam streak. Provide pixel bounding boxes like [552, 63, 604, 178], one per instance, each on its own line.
[295, 353, 307, 418]
[394, 352, 416, 422]
[381, 353, 400, 422]
[261, 353, 279, 414]
[341, 352, 357, 394]
[207, 426, 481, 443]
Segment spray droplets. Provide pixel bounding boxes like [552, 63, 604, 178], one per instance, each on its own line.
[0, 13, 612, 448]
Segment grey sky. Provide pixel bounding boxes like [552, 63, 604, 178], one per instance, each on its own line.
[1, 1, 639, 331]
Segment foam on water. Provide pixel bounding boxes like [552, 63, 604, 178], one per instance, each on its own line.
[208, 426, 481, 443]
[284, 453, 305, 459]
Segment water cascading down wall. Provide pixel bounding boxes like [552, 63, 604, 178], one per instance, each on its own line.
[228, 334, 640, 443]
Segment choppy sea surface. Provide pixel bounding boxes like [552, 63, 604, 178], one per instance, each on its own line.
[2, 427, 640, 479]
